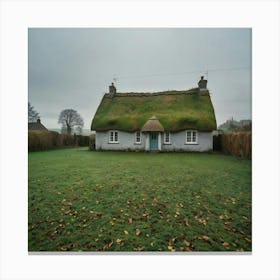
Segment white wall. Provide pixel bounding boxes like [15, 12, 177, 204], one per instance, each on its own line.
[161, 131, 213, 152]
[95, 131, 145, 150]
[95, 130, 213, 152]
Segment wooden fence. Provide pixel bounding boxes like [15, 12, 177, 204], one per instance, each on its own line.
[214, 132, 252, 159]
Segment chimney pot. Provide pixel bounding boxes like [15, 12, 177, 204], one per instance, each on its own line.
[198, 76, 207, 90]
[109, 82, 116, 96]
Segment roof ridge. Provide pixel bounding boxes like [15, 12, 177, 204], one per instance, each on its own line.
[103, 88, 210, 98]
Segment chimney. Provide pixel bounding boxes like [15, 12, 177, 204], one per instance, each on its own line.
[198, 76, 207, 90]
[109, 82, 116, 97]
[37, 118, 41, 123]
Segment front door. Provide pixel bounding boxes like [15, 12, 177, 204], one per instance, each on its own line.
[150, 132, 158, 151]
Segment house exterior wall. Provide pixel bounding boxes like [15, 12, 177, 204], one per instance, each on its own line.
[95, 130, 213, 152]
[161, 131, 213, 152]
[95, 131, 145, 151]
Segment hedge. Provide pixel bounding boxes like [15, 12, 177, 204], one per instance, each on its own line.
[28, 131, 91, 151]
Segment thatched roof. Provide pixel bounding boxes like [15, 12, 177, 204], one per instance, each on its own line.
[142, 116, 164, 132]
[91, 88, 217, 132]
[28, 119, 48, 131]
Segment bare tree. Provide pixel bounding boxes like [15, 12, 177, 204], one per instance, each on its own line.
[58, 109, 84, 135]
[28, 102, 40, 122]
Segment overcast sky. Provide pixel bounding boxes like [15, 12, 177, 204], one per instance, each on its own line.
[28, 28, 251, 131]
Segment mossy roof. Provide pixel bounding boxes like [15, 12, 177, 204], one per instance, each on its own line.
[91, 88, 217, 132]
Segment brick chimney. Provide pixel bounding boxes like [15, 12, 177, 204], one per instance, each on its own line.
[109, 82, 116, 97]
[198, 76, 207, 90]
[37, 118, 41, 123]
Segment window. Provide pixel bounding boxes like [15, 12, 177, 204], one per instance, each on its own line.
[135, 131, 141, 144]
[164, 131, 171, 144]
[186, 130, 198, 144]
[109, 131, 119, 143]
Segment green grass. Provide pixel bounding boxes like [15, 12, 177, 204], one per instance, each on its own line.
[91, 89, 217, 132]
[28, 148, 251, 252]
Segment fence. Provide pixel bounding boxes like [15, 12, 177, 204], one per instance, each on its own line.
[217, 131, 252, 159]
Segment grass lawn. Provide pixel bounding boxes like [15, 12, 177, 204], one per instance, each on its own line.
[28, 148, 251, 252]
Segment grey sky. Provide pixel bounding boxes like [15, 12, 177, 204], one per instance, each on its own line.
[28, 28, 251, 131]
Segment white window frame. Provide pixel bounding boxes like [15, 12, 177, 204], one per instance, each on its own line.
[185, 130, 198, 144]
[135, 131, 142, 144]
[109, 130, 119, 143]
[163, 131, 171, 144]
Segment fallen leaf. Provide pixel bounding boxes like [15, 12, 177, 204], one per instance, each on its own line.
[222, 242, 229, 247]
[128, 218, 133, 224]
[134, 247, 144, 251]
[103, 241, 113, 250]
[184, 240, 190, 247]
[135, 229, 141, 236]
[167, 245, 175, 252]
[60, 246, 68, 251]
[124, 230, 129, 235]
[116, 238, 123, 244]
[202, 235, 210, 241]
[184, 218, 190, 227]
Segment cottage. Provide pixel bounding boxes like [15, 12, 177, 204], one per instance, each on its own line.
[91, 77, 217, 152]
[28, 118, 48, 131]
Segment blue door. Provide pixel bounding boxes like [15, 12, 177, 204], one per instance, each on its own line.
[150, 132, 158, 150]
